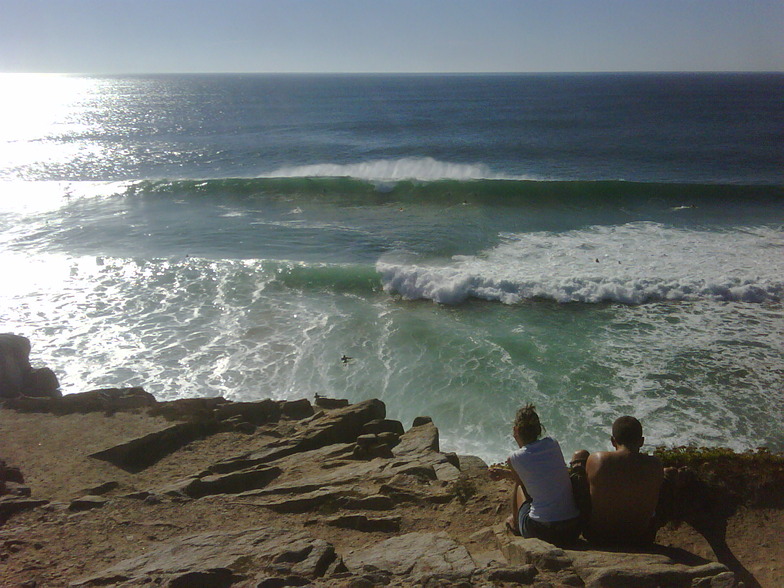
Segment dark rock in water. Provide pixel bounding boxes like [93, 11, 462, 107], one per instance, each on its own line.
[0, 334, 60, 399]
[23, 367, 61, 398]
[0, 333, 31, 399]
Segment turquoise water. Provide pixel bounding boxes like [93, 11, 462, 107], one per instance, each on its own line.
[0, 73, 782, 462]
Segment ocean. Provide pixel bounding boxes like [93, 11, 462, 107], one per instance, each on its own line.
[0, 72, 782, 463]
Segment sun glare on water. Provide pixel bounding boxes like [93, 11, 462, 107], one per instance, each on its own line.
[0, 74, 114, 180]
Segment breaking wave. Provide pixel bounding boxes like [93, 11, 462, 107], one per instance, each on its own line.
[377, 223, 784, 305]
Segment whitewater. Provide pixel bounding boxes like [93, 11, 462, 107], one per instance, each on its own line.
[0, 73, 782, 463]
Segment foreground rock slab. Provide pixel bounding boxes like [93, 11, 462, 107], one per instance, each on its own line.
[344, 531, 476, 584]
[71, 527, 339, 587]
[495, 526, 737, 587]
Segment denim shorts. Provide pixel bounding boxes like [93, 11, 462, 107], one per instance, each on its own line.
[518, 500, 581, 546]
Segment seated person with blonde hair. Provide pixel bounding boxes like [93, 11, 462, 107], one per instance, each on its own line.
[489, 404, 581, 546]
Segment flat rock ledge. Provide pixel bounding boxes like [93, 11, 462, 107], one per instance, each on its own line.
[69, 525, 736, 588]
[1, 389, 739, 587]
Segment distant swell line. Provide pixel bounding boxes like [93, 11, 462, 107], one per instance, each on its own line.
[123, 175, 783, 207]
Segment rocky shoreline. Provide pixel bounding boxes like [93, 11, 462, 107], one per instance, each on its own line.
[1, 334, 783, 587]
[2, 386, 782, 587]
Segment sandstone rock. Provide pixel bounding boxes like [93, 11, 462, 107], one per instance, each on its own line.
[376, 431, 401, 446]
[0, 460, 24, 484]
[337, 494, 394, 511]
[488, 565, 538, 583]
[180, 466, 281, 498]
[210, 400, 387, 478]
[14, 387, 153, 416]
[469, 526, 498, 545]
[568, 549, 732, 588]
[280, 398, 315, 420]
[59, 387, 154, 413]
[496, 533, 574, 572]
[295, 398, 386, 451]
[168, 569, 237, 587]
[0, 498, 49, 523]
[90, 421, 222, 472]
[324, 514, 402, 533]
[412, 415, 432, 426]
[83, 481, 119, 496]
[432, 458, 461, 482]
[71, 527, 337, 587]
[344, 531, 476, 584]
[361, 418, 405, 436]
[314, 395, 349, 409]
[356, 433, 379, 448]
[148, 396, 228, 421]
[393, 420, 439, 456]
[494, 524, 737, 588]
[693, 571, 738, 587]
[249, 486, 349, 513]
[68, 495, 109, 512]
[4, 483, 31, 497]
[458, 454, 489, 472]
[213, 399, 281, 424]
[378, 480, 454, 506]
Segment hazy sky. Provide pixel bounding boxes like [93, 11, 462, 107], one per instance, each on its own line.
[1, 0, 782, 74]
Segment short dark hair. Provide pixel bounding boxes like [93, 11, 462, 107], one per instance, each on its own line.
[514, 404, 543, 443]
[612, 416, 643, 447]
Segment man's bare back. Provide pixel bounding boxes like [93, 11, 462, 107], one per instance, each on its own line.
[585, 416, 664, 545]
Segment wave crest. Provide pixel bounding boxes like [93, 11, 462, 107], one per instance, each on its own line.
[263, 157, 499, 182]
[377, 223, 784, 305]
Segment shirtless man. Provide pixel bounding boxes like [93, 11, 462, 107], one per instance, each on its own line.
[585, 416, 663, 545]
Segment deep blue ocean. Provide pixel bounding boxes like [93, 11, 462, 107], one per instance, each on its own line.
[1, 73, 782, 462]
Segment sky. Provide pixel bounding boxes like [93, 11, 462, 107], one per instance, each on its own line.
[0, 0, 782, 74]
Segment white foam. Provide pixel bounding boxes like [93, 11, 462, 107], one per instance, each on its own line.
[377, 222, 784, 305]
[0, 180, 130, 214]
[263, 157, 502, 182]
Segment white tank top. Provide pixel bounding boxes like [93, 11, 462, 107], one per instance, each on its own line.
[508, 437, 579, 522]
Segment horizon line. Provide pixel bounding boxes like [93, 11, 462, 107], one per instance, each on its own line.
[2, 69, 783, 76]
